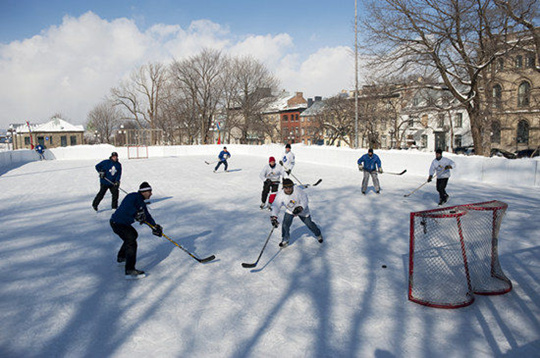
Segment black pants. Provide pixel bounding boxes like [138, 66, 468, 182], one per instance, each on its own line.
[214, 160, 228, 171]
[110, 221, 138, 272]
[436, 178, 449, 201]
[262, 180, 279, 203]
[93, 183, 119, 209]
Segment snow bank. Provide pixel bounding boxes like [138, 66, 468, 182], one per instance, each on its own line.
[1, 144, 538, 187]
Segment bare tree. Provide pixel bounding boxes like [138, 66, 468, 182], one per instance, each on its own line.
[86, 101, 122, 144]
[170, 49, 224, 144]
[111, 62, 169, 130]
[318, 95, 355, 146]
[362, 0, 517, 156]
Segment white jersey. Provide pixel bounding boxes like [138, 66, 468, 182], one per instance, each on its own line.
[260, 164, 285, 182]
[429, 156, 456, 179]
[281, 151, 295, 171]
[271, 185, 311, 217]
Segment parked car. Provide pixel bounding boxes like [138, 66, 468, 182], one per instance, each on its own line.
[454, 146, 475, 156]
[515, 148, 540, 158]
[490, 148, 517, 159]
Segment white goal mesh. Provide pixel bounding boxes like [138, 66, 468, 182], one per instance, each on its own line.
[127, 146, 148, 159]
[409, 200, 512, 308]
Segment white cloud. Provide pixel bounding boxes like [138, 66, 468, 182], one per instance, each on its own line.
[0, 12, 356, 129]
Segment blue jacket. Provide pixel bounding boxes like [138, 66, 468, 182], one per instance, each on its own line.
[218, 150, 230, 161]
[110, 192, 156, 226]
[357, 153, 382, 172]
[96, 159, 122, 186]
[35, 144, 44, 154]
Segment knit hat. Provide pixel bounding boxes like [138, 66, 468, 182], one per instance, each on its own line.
[285, 143, 291, 149]
[138, 182, 152, 192]
[283, 178, 294, 187]
[368, 148, 373, 154]
[269, 156, 276, 163]
[110, 152, 118, 158]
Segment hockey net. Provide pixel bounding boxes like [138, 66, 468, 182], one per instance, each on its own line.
[127, 145, 149, 159]
[409, 200, 512, 308]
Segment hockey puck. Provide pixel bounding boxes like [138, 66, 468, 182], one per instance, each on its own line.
[382, 265, 387, 269]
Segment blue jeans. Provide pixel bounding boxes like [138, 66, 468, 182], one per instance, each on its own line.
[214, 160, 228, 171]
[281, 213, 321, 242]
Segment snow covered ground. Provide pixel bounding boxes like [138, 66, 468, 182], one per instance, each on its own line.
[0, 149, 539, 357]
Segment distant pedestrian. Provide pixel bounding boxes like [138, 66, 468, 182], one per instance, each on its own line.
[110, 182, 163, 279]
[259, 156, 285, 210]
[270, 178, 323, 248]
[428, 149, 456, 206]
[357, 148, 383, 194]
[279, 143, 295, 177]
[214, 147, 231, 172]
[35, 144, 45, 160]
[92, 152, 122, 211]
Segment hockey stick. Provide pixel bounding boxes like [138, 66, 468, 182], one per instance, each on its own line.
[289, 172, 322, 188]
[384, 170, 407, 176]
[103, 176, 129, 195]
[404, 172, 436, 197]
[145, 222, 216, 263]
[204, 160, 219, 165]
[242, 227, 275, 268]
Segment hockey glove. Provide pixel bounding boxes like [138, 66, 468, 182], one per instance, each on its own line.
[99, 171, 106, 179]
[152, 224, 163, 237]
[427, 175, 433, 183]
[378, 168, 383, 174]
[265, 179, 272, 185]
[285, 169, 291, 175]
[114, 181, 120, 187]
[358, 164, 363, 171]
[444, 165, 452, 170]
[279, 160, 284, 166]
[292, 206, 304, 216]
[271, 216, 279, 228]
[135, 209, 146, 223]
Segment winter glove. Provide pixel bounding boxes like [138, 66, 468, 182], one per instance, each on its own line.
[135, 209, 146, 223]
[358, 164, 363, 171]
[285, 169, 291, 175]
[444, 165, 452, 170]
[378, 167, 383, 174]
[427, 175, 433, 183]
[279, 160, 284, 166]
[99, 171, 105, 179]
[292, 206, 304, 216]
[114, 181, 120, 187]
[270, 216, 279, 228]
[152, 224, 163, 237]
[265, 179, 272, 185]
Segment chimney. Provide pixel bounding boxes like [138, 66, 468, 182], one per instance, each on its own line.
[307, 98, 313, 107]
[314, 96, 322, 102]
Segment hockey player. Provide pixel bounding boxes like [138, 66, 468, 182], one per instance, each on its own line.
[270, 178, 323, 247]
[110, 182, 163, 279]
[214, 146, 231, 172]
[92, 152, 122, 211]
[279, 143, 295, 177]
[259, 156, 285, 210]
[35, 144, 45, 160]
[428, 149, 456, 205]
[357, 148, 383, 194]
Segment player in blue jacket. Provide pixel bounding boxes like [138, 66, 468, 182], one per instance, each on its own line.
[357, 148, 383, 194]
[110, 182, 163, 279]
[35, 144, 45, 160]
[214, 147, 231, 172]
[92, 152, 122, 211]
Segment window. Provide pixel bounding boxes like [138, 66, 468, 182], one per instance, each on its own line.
[70, 135, 77, 146]
[497, 58, 504, 71]
[408, 117, 414, 127]
[515, 55, 523, 68]
[454, 113, 463, 128]
[24, 137, 31, 145]
[517, 81, 531, 107]
[526, 56, 535, 68]
[454, 134, 462, 147]
[413, 97, 419, 106]
[301, 128, 305, 135]
[438, 114, 445, 128]
[421, 135, 428, 148]
[61, 136, 67, 147]
[491, 120, 501, 144]
[492, 84, 502, 108]
[283, 115, 288, 122]
[517, 120, 529, 144]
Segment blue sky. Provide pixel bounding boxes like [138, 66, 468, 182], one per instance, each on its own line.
[0, 0, 365, 128]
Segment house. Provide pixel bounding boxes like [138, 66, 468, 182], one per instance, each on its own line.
[12, 117, 85, 150]
[299, 97, 325, 145]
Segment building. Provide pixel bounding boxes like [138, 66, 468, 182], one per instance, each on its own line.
[12, 117, 85, 150]
[299, 97, 325, 145]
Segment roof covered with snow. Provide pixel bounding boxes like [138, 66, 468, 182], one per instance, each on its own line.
[15, 118, 84, 133]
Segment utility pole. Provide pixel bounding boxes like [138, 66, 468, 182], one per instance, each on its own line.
[355, 0, 359, 148]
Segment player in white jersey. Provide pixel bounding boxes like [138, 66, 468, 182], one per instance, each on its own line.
[279, 143, 295, 177]
[428, 148, 456, 205]
[259, 156, 285, 210]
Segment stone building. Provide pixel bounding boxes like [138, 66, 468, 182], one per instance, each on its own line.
[12, 117, 84, 150]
